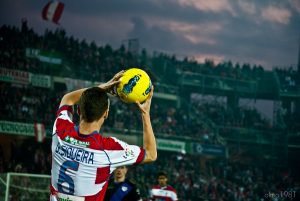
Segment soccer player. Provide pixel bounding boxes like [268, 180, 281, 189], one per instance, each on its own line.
[104, 165, 142, 201]
[150, 171, 178, 201]
[50, 70, 157, 201]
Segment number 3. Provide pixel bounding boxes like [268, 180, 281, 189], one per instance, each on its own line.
[58, 160, 79, 194]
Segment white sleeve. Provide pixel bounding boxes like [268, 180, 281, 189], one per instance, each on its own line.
[105, 137, 145, 168]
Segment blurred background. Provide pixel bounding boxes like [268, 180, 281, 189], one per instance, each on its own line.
[0, 0, 300, 200]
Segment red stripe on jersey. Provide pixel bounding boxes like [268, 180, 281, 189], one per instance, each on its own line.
[95, 166, 110, 184]
[85, 182, 108, 201]
[55, 122, 125, 152]
[134, 148, 145, 165]
[50, 182, 56, 195]
[151, 185, 178, 201]
[101, 137, 124, 150]
[56, 105, 73, 117]
[55, 118, 75, 139]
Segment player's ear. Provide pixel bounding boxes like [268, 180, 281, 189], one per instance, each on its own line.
[103, 110, 109, 119]
[104, 98, 110, 119]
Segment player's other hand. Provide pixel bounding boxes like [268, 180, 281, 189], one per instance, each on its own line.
[98, 70, 124, 93]
[136, 85, 154, 115]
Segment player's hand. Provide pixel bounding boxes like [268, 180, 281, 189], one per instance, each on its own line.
[98, 70, 124, 93]
[136, 86, 154, 115]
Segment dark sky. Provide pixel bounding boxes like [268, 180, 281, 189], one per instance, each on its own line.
[1, 0, 300, 70]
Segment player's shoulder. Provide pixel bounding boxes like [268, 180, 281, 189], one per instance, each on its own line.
[55, 105, 75, 130]
[151, 185, 161, 189]
[54, 121, 76, 139]
[166, 185, 177, 192]
[101, 136, 127, 150]
[56, 105, 74, 117]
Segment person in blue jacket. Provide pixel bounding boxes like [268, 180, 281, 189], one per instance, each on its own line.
[104, 165, 142, 201]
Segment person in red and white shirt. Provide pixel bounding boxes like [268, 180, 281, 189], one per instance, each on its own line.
[50, 70, 157, 201]
[150, 171, 178, 201]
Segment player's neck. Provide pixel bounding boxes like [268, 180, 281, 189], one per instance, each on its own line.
[114, 177, 125, 183]
[79, 119, 103, 134]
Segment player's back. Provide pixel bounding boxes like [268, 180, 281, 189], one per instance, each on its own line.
[51, 127, 111, 200]
[50, 106, 145, 201]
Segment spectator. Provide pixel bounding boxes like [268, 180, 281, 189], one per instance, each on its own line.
[150, 171, 178, 201]
[104, 166, 142, 201]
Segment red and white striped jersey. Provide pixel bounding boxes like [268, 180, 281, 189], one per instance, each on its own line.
[150, 185, 178, 201]
[50, 105, 145, 201]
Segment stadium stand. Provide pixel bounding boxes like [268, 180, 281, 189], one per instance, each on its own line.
[1, 23, 300, 200]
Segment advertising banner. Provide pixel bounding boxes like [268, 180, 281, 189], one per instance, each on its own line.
[157, 138, 186, 153]
[0, 121, 34, 136]
[193, 143, 226, 157]
[0, 121, 46, 142]
[0, 68, 29, 85]
[29, 73, 52, 88]
[26, 48, 62, 64]
[65, 78, 92, 91]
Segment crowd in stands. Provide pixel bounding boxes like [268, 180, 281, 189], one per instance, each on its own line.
[1, 140, 51, 175]
[130, 151, 299, 201]
[153, 55, 265, 85]
[282, 111, 300, 134]
[0, 82, 61, 126]
[1, 21, 300, 201]
[0, 21, 149, 82]
[0, 22, 270, 87]
[274, 67, 300, 133]
[1, 22, 299, 92]
[1, 22, 299, 148]
[191, 100, 272, 131]
[0, 81, 220, 144]
[107, 99, 219, 142]
[275, 67, 300, 93]
[0, 138, 299, 201]
[0, 78, 277, 138]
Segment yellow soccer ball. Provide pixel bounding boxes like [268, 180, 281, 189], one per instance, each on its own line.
[117, 68, 152, 103]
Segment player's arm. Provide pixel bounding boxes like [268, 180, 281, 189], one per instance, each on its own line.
[59, 71, 124, 108]
[59, 88, 88, 107]
[136, 86, 157, 163]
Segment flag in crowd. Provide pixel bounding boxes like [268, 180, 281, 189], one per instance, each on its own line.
[42, 1, 65, 24]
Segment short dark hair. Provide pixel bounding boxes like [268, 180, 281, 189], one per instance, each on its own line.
[79, 87, 109, 122]
[157, 171, 168, 178]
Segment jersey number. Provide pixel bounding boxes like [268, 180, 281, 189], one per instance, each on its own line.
[58, 160, 79, 194]
[57, 160, 108, 195]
